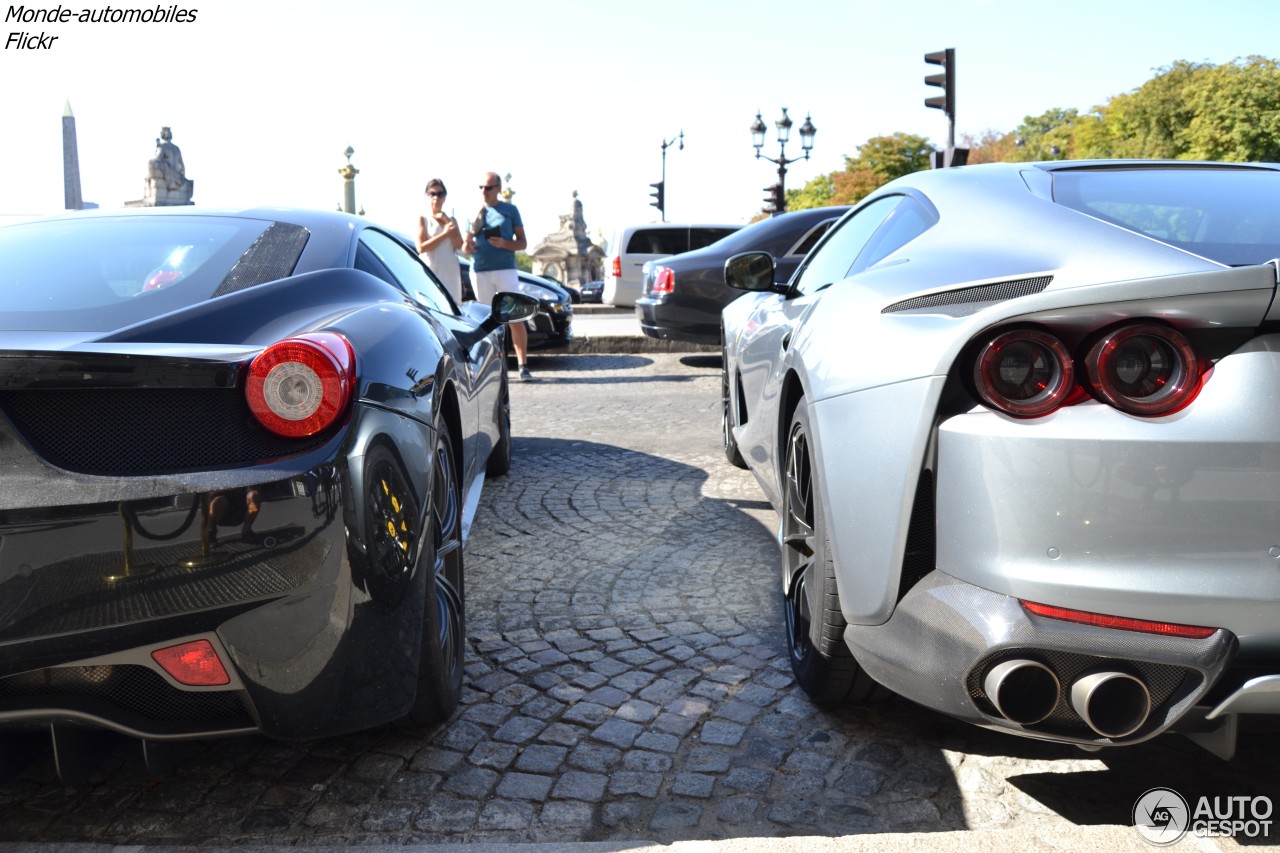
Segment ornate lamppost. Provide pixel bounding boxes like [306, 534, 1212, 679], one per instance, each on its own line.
[751, 108, 816, 215]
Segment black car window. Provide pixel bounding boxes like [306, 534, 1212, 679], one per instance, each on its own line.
[791, 196, 901, 297]
[789, 220, 837, 256]
[689, 228, 739, 250]
[848, 195, 937, 275]
[358, 229, 458, 315]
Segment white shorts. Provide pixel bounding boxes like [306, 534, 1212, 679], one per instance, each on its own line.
[472, 268, 519, 304]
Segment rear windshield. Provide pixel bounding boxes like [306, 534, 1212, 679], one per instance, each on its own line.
[1052, 167, 1280, 266]
[0, 215, 276, 331]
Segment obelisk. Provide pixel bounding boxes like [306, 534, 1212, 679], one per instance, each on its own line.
[62, 100, 83, 210]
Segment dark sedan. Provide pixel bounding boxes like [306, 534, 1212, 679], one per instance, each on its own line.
[636, 206, 850, 345]
[0, 207, 537, 784]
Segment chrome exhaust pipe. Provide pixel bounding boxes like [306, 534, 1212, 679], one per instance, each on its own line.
[1070, 670, 1151, 738]
[983, 659, 1061, 725]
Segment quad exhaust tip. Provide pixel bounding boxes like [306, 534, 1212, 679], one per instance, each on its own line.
[1070, 670, 1152, 738]
[984, 659, 1061, 726]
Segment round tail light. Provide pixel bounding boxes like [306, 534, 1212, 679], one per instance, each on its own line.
[247, 333, 354, 437]
[974, 329, 1073, 418]
[1084, 324, 1199, 416]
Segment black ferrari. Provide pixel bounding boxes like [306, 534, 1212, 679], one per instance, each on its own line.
[0, 207, 537, 784]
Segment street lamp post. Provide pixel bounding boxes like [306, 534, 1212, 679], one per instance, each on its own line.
[751, 108, 816, 215]
[656, 130, 683, 222]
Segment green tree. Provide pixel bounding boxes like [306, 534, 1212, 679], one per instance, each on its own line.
[515, 251, 532, 273]
[1184, 56, 1280, 161]
[784, 173, 834, 212]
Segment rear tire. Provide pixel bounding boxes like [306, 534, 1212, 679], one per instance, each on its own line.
[406, 425, 465, 724]
[782, 402, 879, 703]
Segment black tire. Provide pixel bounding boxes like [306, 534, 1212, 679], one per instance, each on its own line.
[406, 426, 465, 725]
[722, 338, 747, 469]
[486, 363, 512, 477]
[782, 403, 879, 703]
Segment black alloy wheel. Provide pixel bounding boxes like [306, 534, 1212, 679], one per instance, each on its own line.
[407, 425, 465, 724]
[364, 446, 421, 602]
[781, 403, 879, 703]
[722, 335, 747, 469]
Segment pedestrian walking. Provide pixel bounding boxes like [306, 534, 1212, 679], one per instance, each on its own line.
[463, 171, 532, 380]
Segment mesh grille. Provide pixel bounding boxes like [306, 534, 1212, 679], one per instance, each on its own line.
[0, 388, 328, 475]
[882, 276, 1053, 315]
[213, 222, 309, 297]
[0, 664, 252, 728]
[967, 649, 1193, 738]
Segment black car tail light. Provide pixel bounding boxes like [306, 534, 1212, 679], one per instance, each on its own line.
[246, 332, 354, 438]
[653, 267, 675, 295]
[973, 329, 1074, 417]
[151, 639, 232, 686]
[1084, 323, 1201, 416]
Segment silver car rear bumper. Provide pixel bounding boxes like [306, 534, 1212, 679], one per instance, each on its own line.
[845, 571, 1242, 749]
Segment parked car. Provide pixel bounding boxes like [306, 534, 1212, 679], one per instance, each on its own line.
[637, 207, 849, 345]
[722, 160, 1280, 759]
[579, 280, 604, 303]
[604, 222, 741, 307]
[0, 207, 538, 784]
[458, 256, 573, 350]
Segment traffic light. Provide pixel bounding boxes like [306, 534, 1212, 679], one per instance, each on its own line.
[649, 181, 665, 216]
[924, 48, 955, 121]
[762, 183, 782, 215]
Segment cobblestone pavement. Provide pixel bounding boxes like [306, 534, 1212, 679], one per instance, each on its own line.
[1, 354, 1277, 849]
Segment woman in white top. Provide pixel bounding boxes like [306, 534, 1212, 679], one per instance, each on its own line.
[416, 178, 464, 304]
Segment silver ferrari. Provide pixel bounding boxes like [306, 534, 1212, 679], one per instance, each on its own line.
[721, 161, 1280, 758]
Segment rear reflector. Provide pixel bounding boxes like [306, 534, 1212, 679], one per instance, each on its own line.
[1021, 600, 1216, 639]
[151, 640, 232, 686]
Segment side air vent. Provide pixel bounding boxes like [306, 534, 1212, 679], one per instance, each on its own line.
[882, 276, 1053, 315]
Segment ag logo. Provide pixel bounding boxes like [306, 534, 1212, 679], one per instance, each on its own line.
[1134, 787, 1190, 845]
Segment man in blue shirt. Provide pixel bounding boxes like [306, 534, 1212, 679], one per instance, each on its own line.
[464, 172, 532, 380]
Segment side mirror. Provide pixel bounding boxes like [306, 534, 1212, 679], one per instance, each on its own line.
[724, 251, 777, 292]
[483, 292, 539, 331]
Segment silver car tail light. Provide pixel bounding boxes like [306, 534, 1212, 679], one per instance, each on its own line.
[973, 329, 1074, 418]
[1083, 323, 1201, 416]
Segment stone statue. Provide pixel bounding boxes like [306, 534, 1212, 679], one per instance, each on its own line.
[139, 126, 194, 206]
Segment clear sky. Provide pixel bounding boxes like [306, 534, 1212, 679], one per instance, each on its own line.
[4, 0, 1279, 248]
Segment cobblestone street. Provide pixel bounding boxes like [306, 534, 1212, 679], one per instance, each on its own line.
[1, 353, 1276, 850]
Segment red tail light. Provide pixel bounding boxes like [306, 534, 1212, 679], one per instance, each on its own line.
[973, 329, 1074, 418]
[246, 332, 354, 438]
[1021, 600, 1216, 639]
[151, 639, 231, 686]
[611, 255, 621, 278]
[1084, 323, 1201, 416]
[652, 267, 675, 295]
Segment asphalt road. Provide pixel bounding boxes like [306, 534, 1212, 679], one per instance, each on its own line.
[1, 352, 1276, 852]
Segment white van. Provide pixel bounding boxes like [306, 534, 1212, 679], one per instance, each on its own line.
[604, 223, 741, 306]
